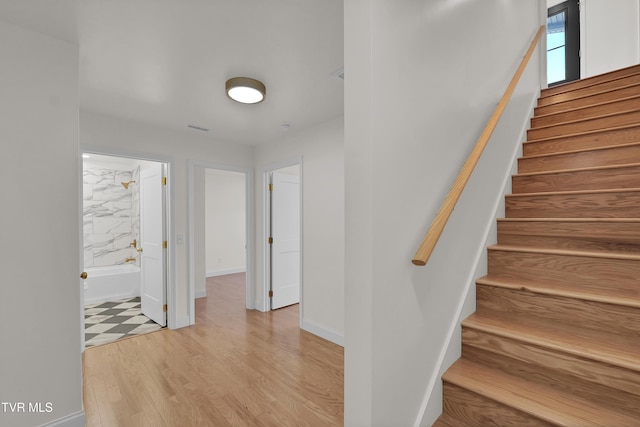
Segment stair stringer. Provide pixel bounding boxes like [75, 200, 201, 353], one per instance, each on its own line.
[416, 90, 540, 427]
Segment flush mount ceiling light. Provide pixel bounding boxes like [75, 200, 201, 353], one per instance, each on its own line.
[225, 77, 266, 104]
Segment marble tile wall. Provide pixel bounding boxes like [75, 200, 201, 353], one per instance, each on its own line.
[83, 167, 140, 268]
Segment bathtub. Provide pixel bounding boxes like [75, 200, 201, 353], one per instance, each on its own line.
[83, 264, 141, 305]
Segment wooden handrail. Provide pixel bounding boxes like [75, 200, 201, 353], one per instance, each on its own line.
[412, 25, 545, 266]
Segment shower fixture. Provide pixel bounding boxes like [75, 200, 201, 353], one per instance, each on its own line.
[121, 180, 136, 189]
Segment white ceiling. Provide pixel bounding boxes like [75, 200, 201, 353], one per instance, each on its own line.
[0, 0, 344, 147]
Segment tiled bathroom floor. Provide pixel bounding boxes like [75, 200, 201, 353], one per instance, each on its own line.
[84, 297, 163, 348]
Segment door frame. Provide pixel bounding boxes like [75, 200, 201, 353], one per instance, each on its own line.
[260, 157, 303, 324]
[79, 144, 176, 350]
[187, 160, 254, 321]
[547, 0, 580, 86]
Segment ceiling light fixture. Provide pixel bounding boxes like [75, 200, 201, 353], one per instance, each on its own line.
[225, 77, 266, 104]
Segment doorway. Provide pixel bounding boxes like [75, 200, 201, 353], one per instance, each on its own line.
[547, 0, 580, 86]
[81, 152, 169, 349]
[265, 163, 302, 311]
[204, 168, 247, 291]
[187, 161, 254, 321]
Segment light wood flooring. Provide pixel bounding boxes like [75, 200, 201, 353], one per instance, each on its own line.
[83, 273, 344, 426]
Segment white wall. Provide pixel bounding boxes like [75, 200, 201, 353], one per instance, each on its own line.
[344, 1, 544, 425]
[0, 20, 83, 427]
[581, 0, 640, 77]
[205, 169, 246, 277]
[80, 111, 253, 327]
[254, 117, 345, 344]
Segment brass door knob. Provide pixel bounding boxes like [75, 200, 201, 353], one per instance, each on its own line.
[80, 272, 88, 280]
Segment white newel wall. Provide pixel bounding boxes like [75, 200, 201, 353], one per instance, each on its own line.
[344, 1, 544, 425]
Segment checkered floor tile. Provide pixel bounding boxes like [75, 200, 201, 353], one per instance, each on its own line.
[85, 297, 163, 348]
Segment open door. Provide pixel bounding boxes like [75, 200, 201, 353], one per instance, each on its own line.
[140, 163, 167, 326]
[269, 170, 300, 310]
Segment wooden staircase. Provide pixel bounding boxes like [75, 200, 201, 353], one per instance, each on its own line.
[435, 64, 640, 426]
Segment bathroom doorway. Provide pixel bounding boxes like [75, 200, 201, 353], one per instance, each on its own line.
[81, 153, 169, 349]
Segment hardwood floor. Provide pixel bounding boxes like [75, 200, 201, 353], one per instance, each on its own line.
[83, 273, 344, 426]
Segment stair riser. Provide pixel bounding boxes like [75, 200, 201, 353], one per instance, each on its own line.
[462, 334, 640, 414]
[523, 126, 640, 156]
[518, 144, 640, 173]
[512, 165, 640, 194]
[538, 74, 640, 107]
[506, 191, 640, 218]
[477, 284, 640, 339]
[536, 84, 640, 116]
[441, 383, 551, 427]
[498, 233, 640, 252]
[487, 248, 640, 293]
[497, 221, 640, 252]
[541, 65, 640, 98]
[532, 97, 640, 128]
[528, 110, 640, 140]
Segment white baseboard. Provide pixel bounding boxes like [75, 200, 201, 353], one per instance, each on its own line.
[40, 410, 85, 427]
[195, 289, 207, 298]
[206, 267, 246, 277]
[302, 320, 344, 347]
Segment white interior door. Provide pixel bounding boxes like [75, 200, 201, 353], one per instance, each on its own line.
[270, 171, 300, 309]
[140, 163, 167, 326]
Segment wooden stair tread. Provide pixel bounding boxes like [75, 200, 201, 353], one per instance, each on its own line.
[515, 161, 640, 177]
[519, 141, 640, 172]
[497, 217, 640, 243]
[443, 359, 640, 426]
[528, 108, 640, 133]
[512, 163, 640, 194]
[540, 64, 640, 97]
[487, 243, 640, 260]
[506, 186, 640, 198]
[505, 189, 640, 218]
[524, 123, 640, 146]
[534, 93, 640, 122]
[463, 314, 640, 374]
[539, 81, 640, 107]
[521, 140, 640, 161]
[538, 74, 640, 108]
[497, 217, 640, 223]
[476, 275, 640, 309]
[535, 83, 640, 117]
